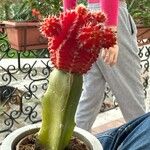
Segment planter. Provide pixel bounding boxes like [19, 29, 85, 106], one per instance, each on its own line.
[137, 26, 150, 46]
[1, 123, 102, 150]
[3, 21, 48, 51]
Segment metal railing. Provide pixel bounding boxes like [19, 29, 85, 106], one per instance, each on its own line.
[0, 28, 150, 145]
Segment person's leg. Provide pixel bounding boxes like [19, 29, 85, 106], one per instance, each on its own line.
[75, 63, 106, 131]
[75, 2, 107, 132]
[117, 113, 150, 150]
[97, 2, 145, 122]
[76, 2, 145, 132]
[96, 112, 150, 150]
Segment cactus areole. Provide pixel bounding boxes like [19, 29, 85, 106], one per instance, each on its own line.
[38, 4, 116, 150]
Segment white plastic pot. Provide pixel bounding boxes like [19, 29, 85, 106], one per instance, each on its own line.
[1, 123, 102, 150]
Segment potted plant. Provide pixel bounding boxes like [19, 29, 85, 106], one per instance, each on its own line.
[2, 0, 62, 50]
[1, 4, 117, 150]
[127, 0, 150, 45]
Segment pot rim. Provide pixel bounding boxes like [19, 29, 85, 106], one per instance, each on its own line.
[1, 123, 102, 150]
[2, 21, 41, 27]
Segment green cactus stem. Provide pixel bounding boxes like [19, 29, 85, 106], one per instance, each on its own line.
[37, 68, 83, 150]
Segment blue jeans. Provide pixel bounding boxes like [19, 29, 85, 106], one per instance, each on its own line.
[96, 112, 150, 150]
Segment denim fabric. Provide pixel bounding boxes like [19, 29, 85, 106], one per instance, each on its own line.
[96, 112, 150, 150]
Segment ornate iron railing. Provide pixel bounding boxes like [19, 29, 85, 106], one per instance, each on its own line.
[0, 27, 150, 145]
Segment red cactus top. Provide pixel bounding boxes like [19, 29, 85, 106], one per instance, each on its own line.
[41, 5, 116, 74]
[63, 0, 119, 26]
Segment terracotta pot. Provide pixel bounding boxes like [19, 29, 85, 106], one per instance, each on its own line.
[1, 123, 102, 150]
[137, 26, 150, 46]
[3, 21, 48, 51]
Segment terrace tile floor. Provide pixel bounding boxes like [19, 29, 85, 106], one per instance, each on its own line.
[92, 107, 125, 135]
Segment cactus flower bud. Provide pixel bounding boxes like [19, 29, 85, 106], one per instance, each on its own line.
[40, 5, 116, 75]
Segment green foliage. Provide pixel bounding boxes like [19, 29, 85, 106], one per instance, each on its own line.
[127, 0, 150, 26]
[78, 0, 87, 6]
[0, 0, 62, 21]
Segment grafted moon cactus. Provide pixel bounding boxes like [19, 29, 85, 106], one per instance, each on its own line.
[38, 4, 116, 150]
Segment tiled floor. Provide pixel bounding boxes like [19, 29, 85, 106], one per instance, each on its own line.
[92, 118, 125, 135]
[91, 96, 150, 135]
[91, 107, 125, 135]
